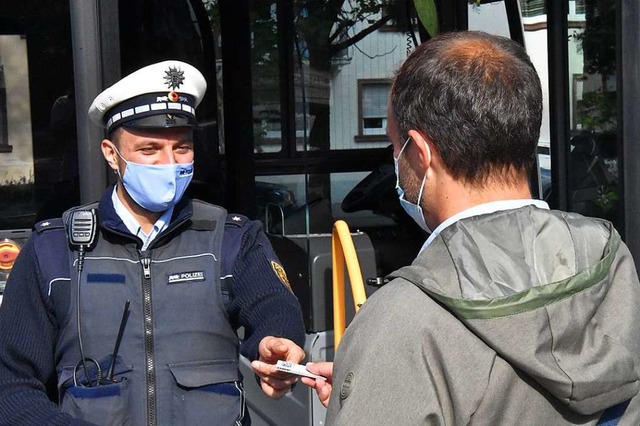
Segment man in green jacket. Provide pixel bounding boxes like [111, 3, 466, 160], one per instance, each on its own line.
[303, 30, 640, 425]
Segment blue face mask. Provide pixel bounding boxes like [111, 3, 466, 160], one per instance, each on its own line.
[113, 146, 194, 212]
[394, 137, 432, 233]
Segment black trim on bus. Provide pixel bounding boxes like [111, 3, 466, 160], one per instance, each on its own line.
[621, 0, 640, 262]
[547, 0, 570, 211]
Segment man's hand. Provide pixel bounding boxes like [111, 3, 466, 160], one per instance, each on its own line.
[300, 362, 333, 408]
[250, 336, 305, 399]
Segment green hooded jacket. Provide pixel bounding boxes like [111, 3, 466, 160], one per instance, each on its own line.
[326, 206, 640, 425]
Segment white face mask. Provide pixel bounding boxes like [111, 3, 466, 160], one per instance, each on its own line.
[393, 137, 432, 233]
[112, 145, 193, 212]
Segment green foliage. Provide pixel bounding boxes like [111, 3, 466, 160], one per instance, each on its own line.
[572, 0, 616, 79]
[576, 90, 617, 133]
[594, 186, 619, 212]
[414, 0, 439, 37]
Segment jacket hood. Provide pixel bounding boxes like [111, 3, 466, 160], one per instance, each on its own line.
[389, 206, 640, 415]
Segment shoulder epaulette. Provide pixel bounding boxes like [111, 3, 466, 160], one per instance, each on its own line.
[225, 213, 249, 228]
[33, 218, 65, 235]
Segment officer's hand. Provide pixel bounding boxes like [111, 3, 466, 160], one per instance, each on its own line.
[251, 336, 305, 399]
[300, 362, 333, 408]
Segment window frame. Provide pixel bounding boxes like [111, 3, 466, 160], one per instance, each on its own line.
[355, 78, 391, 143]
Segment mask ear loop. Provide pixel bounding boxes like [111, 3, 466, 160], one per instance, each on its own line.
[415, 140, 431, 206]
[397, 137, 411, 159]
[395, 137, 412, 189]
[107, 142, 127, 180]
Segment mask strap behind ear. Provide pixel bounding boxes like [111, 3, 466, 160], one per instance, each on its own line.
[396, 136, 411, 160]
[415, 140, 431, 205]
[106, 142, 126, 179]
[423, 140, 432, 165]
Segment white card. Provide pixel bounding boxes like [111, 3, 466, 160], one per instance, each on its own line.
[275, 360, 325, 380]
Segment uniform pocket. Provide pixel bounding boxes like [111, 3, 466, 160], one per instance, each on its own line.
[58, 357, 132, 426]
[168, 360, 245, 426]
[61, 379, 131, 426]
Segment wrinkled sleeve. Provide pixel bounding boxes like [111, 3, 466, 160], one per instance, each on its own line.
[225, 220, 306, 361]
[324, 284, 443, 425]
[0, 236, 94, 425]
[325, 280, 494, 426]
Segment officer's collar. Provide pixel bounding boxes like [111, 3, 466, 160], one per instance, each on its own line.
[98, 185, 193, 233]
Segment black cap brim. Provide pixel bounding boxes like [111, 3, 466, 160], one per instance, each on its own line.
[117, 113, 197, 130]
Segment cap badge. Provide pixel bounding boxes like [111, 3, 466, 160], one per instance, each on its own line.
[164, 66, 185, 90]
[168, 91, 179, 102]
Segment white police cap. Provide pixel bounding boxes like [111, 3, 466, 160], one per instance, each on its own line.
[88, 60, 207, 133]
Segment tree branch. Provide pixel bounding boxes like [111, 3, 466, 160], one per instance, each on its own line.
[330, 14, 393, 54]
[329, 18, 356, 43]
[327, 0, 347, 19]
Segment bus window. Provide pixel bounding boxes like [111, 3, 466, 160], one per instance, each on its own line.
[0, 2, 76, 295]
[238, 2, 422, 257]
[291, 2, 408, 155]
[0, 2, 77, 228]
[518, 0, 622, 227]
[257, 168, 425, 278]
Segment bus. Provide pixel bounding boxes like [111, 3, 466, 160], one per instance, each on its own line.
[1, 1, 639, 424]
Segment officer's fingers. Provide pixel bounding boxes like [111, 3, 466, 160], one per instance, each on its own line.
[261, 384, 288, 400]
[258, 375, 298, 400]
[283, 342, 305, 364]
[251, 360, 297, 383]
[251, 359, 272, 376]
[259, 337, 304, 363]
[263, 372, 299, 388]
[258, 336, 283, 360]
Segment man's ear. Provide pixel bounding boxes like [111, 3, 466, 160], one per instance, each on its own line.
[101, 139, 119, 172]
[407, 130, 432, 169]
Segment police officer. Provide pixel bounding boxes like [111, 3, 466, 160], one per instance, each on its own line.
[0, 60, 306, 425]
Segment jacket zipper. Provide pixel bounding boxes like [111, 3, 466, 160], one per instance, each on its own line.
[140, 254, 157, 426]
[147, 215, 190, 250]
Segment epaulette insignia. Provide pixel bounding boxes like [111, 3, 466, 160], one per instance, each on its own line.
[271, 261, 292, 291]
[226, 214, 246, 227]
[34, 218, 64, 234]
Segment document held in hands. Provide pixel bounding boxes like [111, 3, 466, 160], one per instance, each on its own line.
[275, 360, 326, 380]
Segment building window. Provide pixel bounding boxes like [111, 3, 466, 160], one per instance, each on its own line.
[520, 0, 546, 18]
[356, 79, 390, 141]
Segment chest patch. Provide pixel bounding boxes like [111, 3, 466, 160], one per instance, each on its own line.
[167, 270, 206, 284]
[87, 273, 126, 284]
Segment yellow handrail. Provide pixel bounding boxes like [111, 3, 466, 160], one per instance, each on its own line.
[332, 220, 367, 350]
